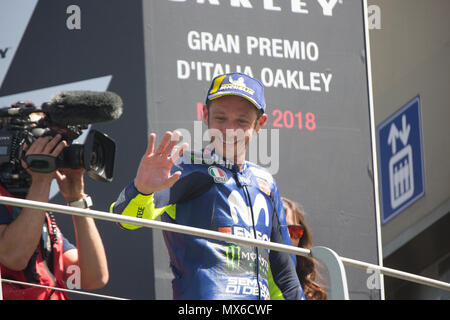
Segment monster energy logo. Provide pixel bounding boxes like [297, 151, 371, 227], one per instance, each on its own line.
[225, 245, 241, 270]
[222, 244, 270, 279]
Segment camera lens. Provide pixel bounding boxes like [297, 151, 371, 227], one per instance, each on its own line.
[57, 144, 83, 169]
[85, 130, 115, 182]
[90, 141, 104, 173]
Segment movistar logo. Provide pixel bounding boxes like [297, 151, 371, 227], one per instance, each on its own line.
[228, 190, 269, 229]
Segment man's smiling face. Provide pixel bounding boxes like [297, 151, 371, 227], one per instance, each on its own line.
[203, 95, 267, 166]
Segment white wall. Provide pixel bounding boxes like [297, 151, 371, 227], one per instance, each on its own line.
[369, 0, 450, 253]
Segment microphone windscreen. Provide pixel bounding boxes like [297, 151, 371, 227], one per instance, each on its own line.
[43, 91, 123, 126]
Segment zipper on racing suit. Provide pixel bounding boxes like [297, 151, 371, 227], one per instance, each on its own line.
[235, 170, 262, 300]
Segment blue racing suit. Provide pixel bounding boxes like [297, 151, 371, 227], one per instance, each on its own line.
[110, 150, 304, 300]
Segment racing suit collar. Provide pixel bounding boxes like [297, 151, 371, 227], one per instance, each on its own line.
[203, 148, 247, 173]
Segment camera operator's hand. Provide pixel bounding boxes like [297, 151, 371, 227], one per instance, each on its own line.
[22, 134, 67, 182]
[56, 168, 87, 203]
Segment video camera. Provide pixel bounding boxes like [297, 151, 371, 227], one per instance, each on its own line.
[0, 91, 123, 197]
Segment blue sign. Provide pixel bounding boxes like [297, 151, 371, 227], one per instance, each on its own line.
[377, 96, 425, 224]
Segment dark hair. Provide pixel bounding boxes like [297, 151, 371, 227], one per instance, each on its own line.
[282, 197, 328, 300]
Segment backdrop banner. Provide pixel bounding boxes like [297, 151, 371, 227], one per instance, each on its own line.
[143, 0, 380, 300]
[0, 0, 380, 300]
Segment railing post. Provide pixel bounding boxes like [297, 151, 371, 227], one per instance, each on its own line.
[310, 246, 349, 300]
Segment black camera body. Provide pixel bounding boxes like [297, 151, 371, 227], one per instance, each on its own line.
[0, 100, 117, 197]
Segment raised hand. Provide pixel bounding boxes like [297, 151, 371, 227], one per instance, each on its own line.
[134, 131, 188, 195]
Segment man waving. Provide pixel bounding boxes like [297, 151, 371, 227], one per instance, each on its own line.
[110, 73, 304, 300]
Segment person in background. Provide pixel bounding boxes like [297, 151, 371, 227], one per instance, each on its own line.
[282, 196, 328, 300]
[0, 132, 109, 300]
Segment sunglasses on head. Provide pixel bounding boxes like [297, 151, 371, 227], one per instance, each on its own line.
[288, 224, 304, 240]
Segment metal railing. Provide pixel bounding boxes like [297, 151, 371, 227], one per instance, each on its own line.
[0, 196, 449, 300]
